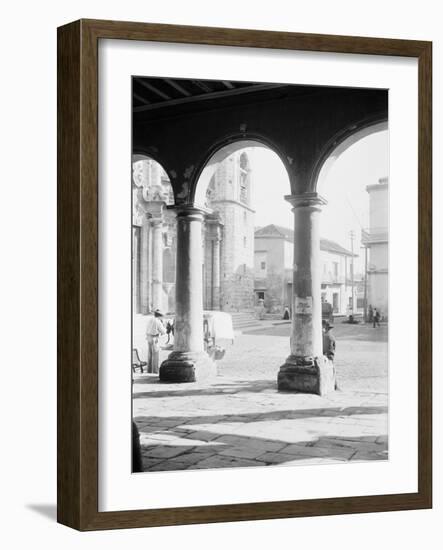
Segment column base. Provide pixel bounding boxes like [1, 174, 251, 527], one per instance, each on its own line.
[277, 355, 336, 396]
[159, 351, 217, 383]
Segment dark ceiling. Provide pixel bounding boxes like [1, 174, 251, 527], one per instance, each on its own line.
[131, 77, 339, 123]
[132, 77, 285, 112]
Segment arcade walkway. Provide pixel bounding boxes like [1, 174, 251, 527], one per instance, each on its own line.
[133, 322, 388, 471]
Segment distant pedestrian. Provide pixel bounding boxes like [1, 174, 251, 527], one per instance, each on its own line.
[145, 309, 166, 373]
[283, 306, 290, 320]
[368, 304, 374, 324]
[373, 308, 381, 328]
[322, 320, 336, 360]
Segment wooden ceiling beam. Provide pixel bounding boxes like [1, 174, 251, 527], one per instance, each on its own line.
[164, 78, 192, 97]
[135, 78, 171, 100]
[192, 80, 213, 93]
[133, 83, 284, 113]
[133, 92, 150, 105]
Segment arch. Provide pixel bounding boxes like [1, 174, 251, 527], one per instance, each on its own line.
[312, 117, 388, 193]
[192, 136, 292, 208]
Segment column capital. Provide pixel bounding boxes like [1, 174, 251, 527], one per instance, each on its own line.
[172, 203, 211, 220]
[150, 217, 164, 227]
[285, 192, 327, 210]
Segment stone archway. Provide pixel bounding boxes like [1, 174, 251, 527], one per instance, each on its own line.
[132, 78, 388, 390]
[193, 137, 291, 208]
[194, 138, 292, 315]
[312, 121, 389, 325]
[314, 120, 388, 193]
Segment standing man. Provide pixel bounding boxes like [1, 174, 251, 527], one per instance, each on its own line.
[322, 320, 336, 361]
[373, 308, 381, 328]
[145, 309, 166, 374]
[368, 304, 374, 324]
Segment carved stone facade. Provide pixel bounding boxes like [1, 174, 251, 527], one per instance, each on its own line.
[132, 151, 255, 314]
[132, 158, 176, 314]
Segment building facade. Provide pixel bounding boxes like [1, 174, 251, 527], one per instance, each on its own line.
[132, 151, 255, 315]
[254, 224, 358, 316]
[132, 157, 176, 314]
[361, 176, 389, 317]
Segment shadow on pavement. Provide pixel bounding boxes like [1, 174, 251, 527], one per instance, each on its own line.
[133, 378, 277, 399]
[134, 404, 388, 433]
[136, 427, 388, 472]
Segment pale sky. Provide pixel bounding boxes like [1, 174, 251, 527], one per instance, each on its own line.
[248, 130, 389, 274]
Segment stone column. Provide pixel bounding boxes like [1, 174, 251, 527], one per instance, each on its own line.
[206, 216, 222, 310]
[211, 235, 221, 310]
[277, 192, 336, 395]
[132, 226, 140, 313]
[139, 219, 151, 314]
[142, 200, 165, 312]
[160, 205, 216, 383]
[150, 217, 164, 311]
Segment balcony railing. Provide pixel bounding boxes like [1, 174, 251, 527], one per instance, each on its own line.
[321, 274, 345, 285]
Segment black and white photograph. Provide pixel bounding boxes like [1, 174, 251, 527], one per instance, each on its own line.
[2, 0, 437, 542]
[131, 76, 389, 473]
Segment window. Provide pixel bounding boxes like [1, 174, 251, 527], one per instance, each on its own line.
[239, 152, 249, 204]
[333, 293, 339, 312]
[257, 291, 265, 300]
[261, 261, 266, 270]
[243, 211, 247, 223]
[240, 152, 249, 170]
[243, 236, 247, 247]
[240, 180, 247, 203]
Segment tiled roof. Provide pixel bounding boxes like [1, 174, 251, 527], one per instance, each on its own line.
[254, 224, 356, 257]
[254, 224, 294, 241]
[320, 238, 356, 257]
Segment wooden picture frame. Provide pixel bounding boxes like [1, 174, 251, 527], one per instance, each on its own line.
[57, 19, 432, 530]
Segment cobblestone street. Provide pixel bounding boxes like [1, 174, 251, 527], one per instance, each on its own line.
[133, 320, 388, 472]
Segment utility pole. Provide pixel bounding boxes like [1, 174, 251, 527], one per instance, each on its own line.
[362, 244, 368, 322]
[349, 230, 355, 316]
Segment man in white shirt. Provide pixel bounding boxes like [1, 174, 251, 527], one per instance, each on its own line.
[145, 309, 166, 374]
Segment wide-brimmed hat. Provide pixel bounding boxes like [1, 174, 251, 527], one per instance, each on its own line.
[322, 320, 333, 330]
[153, 309, 164, 317]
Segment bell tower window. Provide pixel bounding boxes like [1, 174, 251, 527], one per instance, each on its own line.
[239, 152, 250, 205]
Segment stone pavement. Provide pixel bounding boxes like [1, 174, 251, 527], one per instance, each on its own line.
[133, 320, 388, 472]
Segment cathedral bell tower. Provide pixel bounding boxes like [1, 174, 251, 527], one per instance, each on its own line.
[204, 150, 255, 312]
